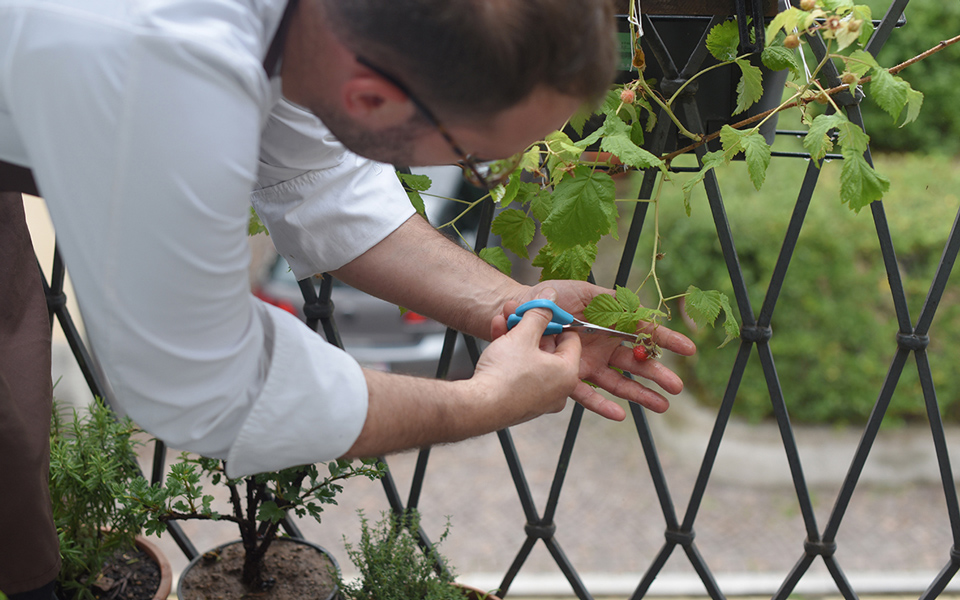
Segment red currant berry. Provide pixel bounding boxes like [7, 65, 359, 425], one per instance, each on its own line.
[633, 344, 651, 361]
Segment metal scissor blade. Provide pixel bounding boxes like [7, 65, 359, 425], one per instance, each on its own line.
[563, 324, 638, 341]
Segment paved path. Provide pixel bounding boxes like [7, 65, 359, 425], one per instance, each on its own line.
[139, 384, 960, 598]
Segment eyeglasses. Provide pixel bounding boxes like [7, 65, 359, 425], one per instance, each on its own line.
[355, 55, 521, 190]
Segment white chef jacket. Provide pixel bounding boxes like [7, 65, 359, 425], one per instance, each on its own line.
[0, 0, 416, 476]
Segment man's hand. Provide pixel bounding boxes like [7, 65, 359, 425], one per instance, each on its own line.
[491, 282, 697, 422]
[346, 291, 582, 458]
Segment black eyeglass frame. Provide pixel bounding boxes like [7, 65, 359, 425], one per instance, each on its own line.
[354, 55, 520, 190]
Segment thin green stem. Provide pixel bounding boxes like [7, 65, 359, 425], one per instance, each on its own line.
[667, 55, 751, 107]
[637, 78, 702, 142]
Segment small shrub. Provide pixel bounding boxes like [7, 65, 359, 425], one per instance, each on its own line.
[337, 510, 463, 600]
[49, 398, 152, 600]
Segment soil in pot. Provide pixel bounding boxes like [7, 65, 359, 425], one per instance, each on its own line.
[178, 539, 337, 600]
[59, 537, 171, 600]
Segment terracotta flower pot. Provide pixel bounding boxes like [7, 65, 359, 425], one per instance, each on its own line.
[135, 536, 173, 600]
[453, 582, 503, 600]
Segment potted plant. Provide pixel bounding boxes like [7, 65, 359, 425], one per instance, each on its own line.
[49, 398, 172, 600]
[336, 509, 501, 600]
[126, 455, 384, 600]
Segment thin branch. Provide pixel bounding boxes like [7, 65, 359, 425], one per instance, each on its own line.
[661, 33, 960, 165]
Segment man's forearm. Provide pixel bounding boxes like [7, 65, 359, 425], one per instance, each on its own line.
[330, 214, 523, 340]
[342, 306, 583, 459]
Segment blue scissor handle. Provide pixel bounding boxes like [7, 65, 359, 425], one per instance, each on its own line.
[506, 299, 574, 335]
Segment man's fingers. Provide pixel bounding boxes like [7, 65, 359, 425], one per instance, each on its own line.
[571, 382, 627, 421]
[610, 345, 684, 395]
[641, 322, 697, 356]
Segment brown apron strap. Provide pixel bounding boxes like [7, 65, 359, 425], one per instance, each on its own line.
[0, 161, 39, 196]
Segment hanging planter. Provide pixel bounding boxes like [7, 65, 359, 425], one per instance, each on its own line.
[613, 0, 789, 147]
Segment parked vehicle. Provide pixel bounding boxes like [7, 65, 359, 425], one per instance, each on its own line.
[252, 166, 477, 380]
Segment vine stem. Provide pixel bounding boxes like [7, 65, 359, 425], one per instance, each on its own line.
[661, 33, 960, 165]
[638, 77, 703, 142]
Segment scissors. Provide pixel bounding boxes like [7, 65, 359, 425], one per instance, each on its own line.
[506, 299, 638, 341]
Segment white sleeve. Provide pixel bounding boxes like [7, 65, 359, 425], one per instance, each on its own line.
[4, 7, 370, 477]
[252, 98, 416, 280]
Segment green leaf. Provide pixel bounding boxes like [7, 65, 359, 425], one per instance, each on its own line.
[740, 130, 772, 190]
[900, 87, 924, 127]
[734, 59, 764, 115]
[766, 7, 813, 43]
[248, 207, 268, 237]
[541, 166, 617, 250]
[491, 209, 536, 258]
[615, 285, 641, 314]
[599, 132, 664, 171]
[685, 286, 722, 329]
[568, 101, 596, 137]
[532, 242, 596, 281]
[681, 150, 728, 207]
[870, 69, 910, 122]
[840, 147, 889, 212]
[761, 44, 802, 78]
[822, 0, 855, 12]
[545, 130, 583, 163]
[479, 246, 512, 276]
[397, 172, 431, 218]
[845, 49, 879, 77]
[257, 500, 287, 524]
[583, 293, 622, 328]
[397, 172, 431, 192]
[804, 113, 869, 162]
[686, 286, 740, 347]
[518, 147, 543, 174]
[706, 19, 741, 62]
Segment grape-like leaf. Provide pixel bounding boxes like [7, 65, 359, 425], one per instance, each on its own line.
[734, 59, 764, 115]
[761, 44, 802, 79]
[491, 209, 536, 259]
[615, 285, 641, 314]
[717, 125, 770, 189]
[479, 247, 512, 276]
[682, 150, 728, 208]
[870, 69, 910, 123]
[766, 8, 815, 44]
[740, 130, 772, 190]
[685, 286, 722, 329]
[845, 49, 879, 77]
[248, 207, 268, 237]
[840, 147, 889, 212]
[599, 132, 664, 171]
[706, 19, 741, 62]
[685, 286, 740, 347]
[397, 172, 432, 217]
[532, 242, 596, 281]
[901, 87, 924, 128]
[583, 293, 622, 328]
[541, 166, 617, 250]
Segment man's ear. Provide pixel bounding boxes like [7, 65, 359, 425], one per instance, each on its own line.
[340, 76, 417, 129]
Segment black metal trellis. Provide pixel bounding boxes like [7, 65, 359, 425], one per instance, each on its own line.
[21, 0, 960, 597]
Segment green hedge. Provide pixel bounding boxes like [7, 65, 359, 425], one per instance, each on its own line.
[641, 153, 960, 425]
[858, 0, 960, 154]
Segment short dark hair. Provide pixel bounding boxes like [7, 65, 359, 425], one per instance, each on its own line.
[321, 0, 618, 122]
